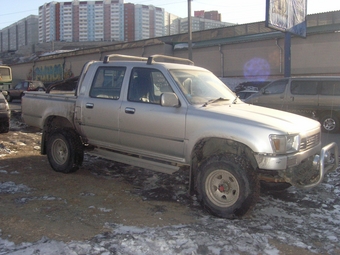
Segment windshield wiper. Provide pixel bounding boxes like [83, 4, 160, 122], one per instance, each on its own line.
[232, 96, 239, 104]
[202, 97, 230, 107]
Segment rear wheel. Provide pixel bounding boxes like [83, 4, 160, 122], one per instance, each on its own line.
[46, 129, 83, 173]
[197, 153, 259, 219]
[321, 114, 339, 133]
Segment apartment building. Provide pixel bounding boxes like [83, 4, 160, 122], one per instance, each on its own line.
[194, 10, 221, 21]
[37, 1, 229, 43]
[0, 0, 229, 53]
[39, 0, 125, 43]
[180, 17, 232, 34]
[0, 15, 39, 53]
[134, 5, 165, 40]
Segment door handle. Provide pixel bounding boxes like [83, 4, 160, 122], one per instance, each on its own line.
[86, 103, 94, 109]
[125, 107, 135, 114]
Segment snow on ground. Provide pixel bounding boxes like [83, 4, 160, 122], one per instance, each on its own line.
[1, 159, 340, 255]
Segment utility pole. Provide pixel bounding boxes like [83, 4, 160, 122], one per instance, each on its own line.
[284, 32, 291, 77]
[188, 0, 192, 61]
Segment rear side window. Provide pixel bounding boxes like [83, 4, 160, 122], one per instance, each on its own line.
[290, 80, 318, 95]
[90, 67, 126, 99]
[320, 81, 340, 95]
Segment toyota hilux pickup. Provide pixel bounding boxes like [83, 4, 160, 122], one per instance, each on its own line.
[21, 54, 338, 219]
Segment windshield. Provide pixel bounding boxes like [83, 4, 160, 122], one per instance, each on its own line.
[169, 69, 236, 105]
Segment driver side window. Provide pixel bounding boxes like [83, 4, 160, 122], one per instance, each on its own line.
[128, 68, 173, 104]
[264, 79, 288, 94]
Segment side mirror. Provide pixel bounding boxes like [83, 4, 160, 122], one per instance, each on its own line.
[161, 92, 180, 107]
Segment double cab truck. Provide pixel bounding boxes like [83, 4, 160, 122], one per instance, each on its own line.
[22, 55, 338, 219]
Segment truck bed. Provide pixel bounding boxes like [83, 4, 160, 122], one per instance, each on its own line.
[21, 91, 77, 130]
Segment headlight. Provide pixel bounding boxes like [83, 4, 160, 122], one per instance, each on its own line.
[269, 134, 300, 154]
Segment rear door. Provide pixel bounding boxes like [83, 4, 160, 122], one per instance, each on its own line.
[119, 67, 186, 161]
[77, 66, 126, 147]
[318, 79, 340, 112]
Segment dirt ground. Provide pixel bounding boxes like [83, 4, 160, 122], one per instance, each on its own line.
[1, 113, 339, 255]
[0, 113, 198, 244]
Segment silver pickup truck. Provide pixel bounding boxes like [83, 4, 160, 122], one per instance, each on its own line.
[22, 54, 338, 219]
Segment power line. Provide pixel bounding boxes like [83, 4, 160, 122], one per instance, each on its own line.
[0, 9, 38, 17]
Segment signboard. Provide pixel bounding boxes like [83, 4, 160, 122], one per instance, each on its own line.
[266, 0, 307, 37]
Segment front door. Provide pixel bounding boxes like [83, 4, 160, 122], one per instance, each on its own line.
[119, 67, 186, 162]
[254, 79, 289, 111]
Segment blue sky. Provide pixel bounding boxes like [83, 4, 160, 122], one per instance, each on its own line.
[1, 0, 340, 30]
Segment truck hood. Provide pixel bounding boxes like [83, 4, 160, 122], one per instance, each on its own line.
[196, 102, 320, 134]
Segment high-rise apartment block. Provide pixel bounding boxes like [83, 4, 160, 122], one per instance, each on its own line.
[1, 0, 229, 53]
[39, 0, 125, 43]
[38, 0, 169, 43]
[194, 10, 221, 21]
[37, 1, 228, 43]
[0, 15, 39, 53]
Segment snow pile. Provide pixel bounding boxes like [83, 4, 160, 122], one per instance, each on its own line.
[0, 143, 13, 157]
[0, 181, 30, 194]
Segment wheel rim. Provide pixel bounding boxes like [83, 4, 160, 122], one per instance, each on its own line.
[205, 169, 240, 207]
[323, 117, 336, 131]
[51, 138, 68, 165]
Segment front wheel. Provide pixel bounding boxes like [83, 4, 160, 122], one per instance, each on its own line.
[46, 129, 84, 173]
[197, 154, 259, 219]
[320, 114, 339, 133]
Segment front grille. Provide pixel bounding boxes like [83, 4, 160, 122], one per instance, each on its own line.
[300, 133, 320, 151]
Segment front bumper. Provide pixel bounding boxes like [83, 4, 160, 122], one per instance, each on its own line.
[296, 142, 338, 188]
[256, 142, 338, 189]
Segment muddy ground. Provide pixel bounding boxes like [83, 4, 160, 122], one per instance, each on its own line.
[1, 112, 340, 254]
[0, 113, 199, 244]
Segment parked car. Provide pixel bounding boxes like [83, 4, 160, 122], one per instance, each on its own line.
[0, 92, 10, 133]
[6, 80, 45, 102]
[236, 89, 258, 100]
[233, 81, 270, 93]
[244, 76, 340, 133]
[46, 76, 79, 93]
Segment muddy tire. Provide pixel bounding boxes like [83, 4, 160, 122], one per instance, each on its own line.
[46, 129, 84, 173]
[197, 154, 259, 219]
[320, 114, 339, 133]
